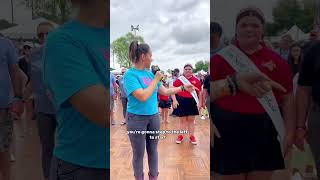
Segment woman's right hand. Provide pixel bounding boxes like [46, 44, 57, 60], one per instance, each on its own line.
[236, 72, 286, 97]
[172, 100, 179, 109]
[155, 71, 165, 81]
[184, 84, 199, 93]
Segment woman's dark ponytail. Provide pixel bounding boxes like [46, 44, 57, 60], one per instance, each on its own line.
[128, 41, 150, 63]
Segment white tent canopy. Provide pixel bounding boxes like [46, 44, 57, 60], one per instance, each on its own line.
[197, 69, 207, 75]
[268, 25, 309, 42]
[0, 17, 58, 39]
[111, 68, 122, 74]
[286, 25, 309, 41]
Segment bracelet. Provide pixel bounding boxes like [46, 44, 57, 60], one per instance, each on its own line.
[14, 96, 23, 100]
[226, 76, 236, 96]
[231, 74, 239, 92]
[12, 97, 22, 102]
[296, 126, 306, 130]
[220, 80, 231, 97]
[180, 85, 185, 92]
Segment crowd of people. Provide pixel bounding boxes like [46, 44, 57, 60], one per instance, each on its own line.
[210, 7, 320, 180]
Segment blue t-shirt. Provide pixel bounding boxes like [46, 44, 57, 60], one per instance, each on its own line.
[119, 77, 127, 98]
[29, 47, 55, 114]
[43, 20, 109, 169]
[276, 48, 289, 61]
[124, 68, 160, 115]
[0, 37, 18, 108]
[110, 72, 115, 96]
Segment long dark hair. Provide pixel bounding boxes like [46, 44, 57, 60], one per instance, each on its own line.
[128, 41, 150, 64]
[287, 43, 303, 77]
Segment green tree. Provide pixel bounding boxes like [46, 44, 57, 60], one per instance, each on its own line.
[111, 32, 144, 68]
[0, 19, 16, 30]
[265, 0, 315, 36]
[194, 60, 209, 73]
[20, 0, 72, 24]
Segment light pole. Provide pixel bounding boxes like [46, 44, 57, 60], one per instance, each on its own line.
[316, 0, 320, 32]
[131, 25, 139, 37]
[11, 0, 14, 23]
[112, 49, 115, 69]
[31, 0, 34, 19]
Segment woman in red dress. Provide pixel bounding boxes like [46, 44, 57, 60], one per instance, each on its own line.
[172, 64, 202, 145]
[210, 7, 295, 180]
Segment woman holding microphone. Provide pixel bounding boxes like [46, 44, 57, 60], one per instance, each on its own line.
[124, 40, 194, 180]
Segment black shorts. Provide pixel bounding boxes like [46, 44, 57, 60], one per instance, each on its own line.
[172, 95, 199, 117]
[158, 99, 171, 109]
[210, 104, 284, 175]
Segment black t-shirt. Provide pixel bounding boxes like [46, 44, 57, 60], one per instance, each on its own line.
[298, 40, 320, 104]
[290, 63, 299, 78]
[203, 75, 210, 94]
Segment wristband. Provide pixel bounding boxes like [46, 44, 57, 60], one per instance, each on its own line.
[12, 96, 23, 102]
[220, 81, 231, 97]
[180, 85, 185, 92]
[231, 74, 239, 92]
[226, 76, 236, 96]
[14, 96, 23, 100]
[296, 126, 306, 131]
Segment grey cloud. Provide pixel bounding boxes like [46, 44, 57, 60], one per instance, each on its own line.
[173, 41, 209, 55]
[111, 0, 209, 69]
[171, 22, 209, 44]
[166, 0, 198, 11]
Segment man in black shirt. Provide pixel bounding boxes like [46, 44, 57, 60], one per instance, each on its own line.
[295, 40, 320, 179]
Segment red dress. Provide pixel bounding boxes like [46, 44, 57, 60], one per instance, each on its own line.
[210, 44, 293, 174]
[172, 75, 202, 117]
[210, 44, 293, 114]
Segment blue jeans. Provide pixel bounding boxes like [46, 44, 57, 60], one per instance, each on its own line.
[127, 113, 160, 177]
[36, 113, 56, 178]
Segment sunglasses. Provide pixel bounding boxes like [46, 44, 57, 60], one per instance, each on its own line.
[38, 32, 49, 38]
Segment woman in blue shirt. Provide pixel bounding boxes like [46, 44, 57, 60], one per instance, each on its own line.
[124, 41, 194, 180]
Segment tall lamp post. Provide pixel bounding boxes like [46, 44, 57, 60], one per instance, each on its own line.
[316, 0, 320, 32]
[131, 25, 139, 37]
[11, 0, 14, 23]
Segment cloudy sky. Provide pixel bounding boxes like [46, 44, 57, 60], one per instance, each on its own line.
[211, 0, 279, 38]
[0, 0, 32, 24]
[110, 0, 210, 71]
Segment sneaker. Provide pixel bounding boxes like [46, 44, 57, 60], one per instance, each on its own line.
[190, 135, 197, 145]
[176, 135, 184, 144]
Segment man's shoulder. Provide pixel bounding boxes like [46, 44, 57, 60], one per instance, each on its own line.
[30, 47, 43, 57]
[0, 37, 13, 48]
[46, 22, 82, 46]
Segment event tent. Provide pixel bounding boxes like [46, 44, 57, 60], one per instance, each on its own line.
[0, 17, 58, 39]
